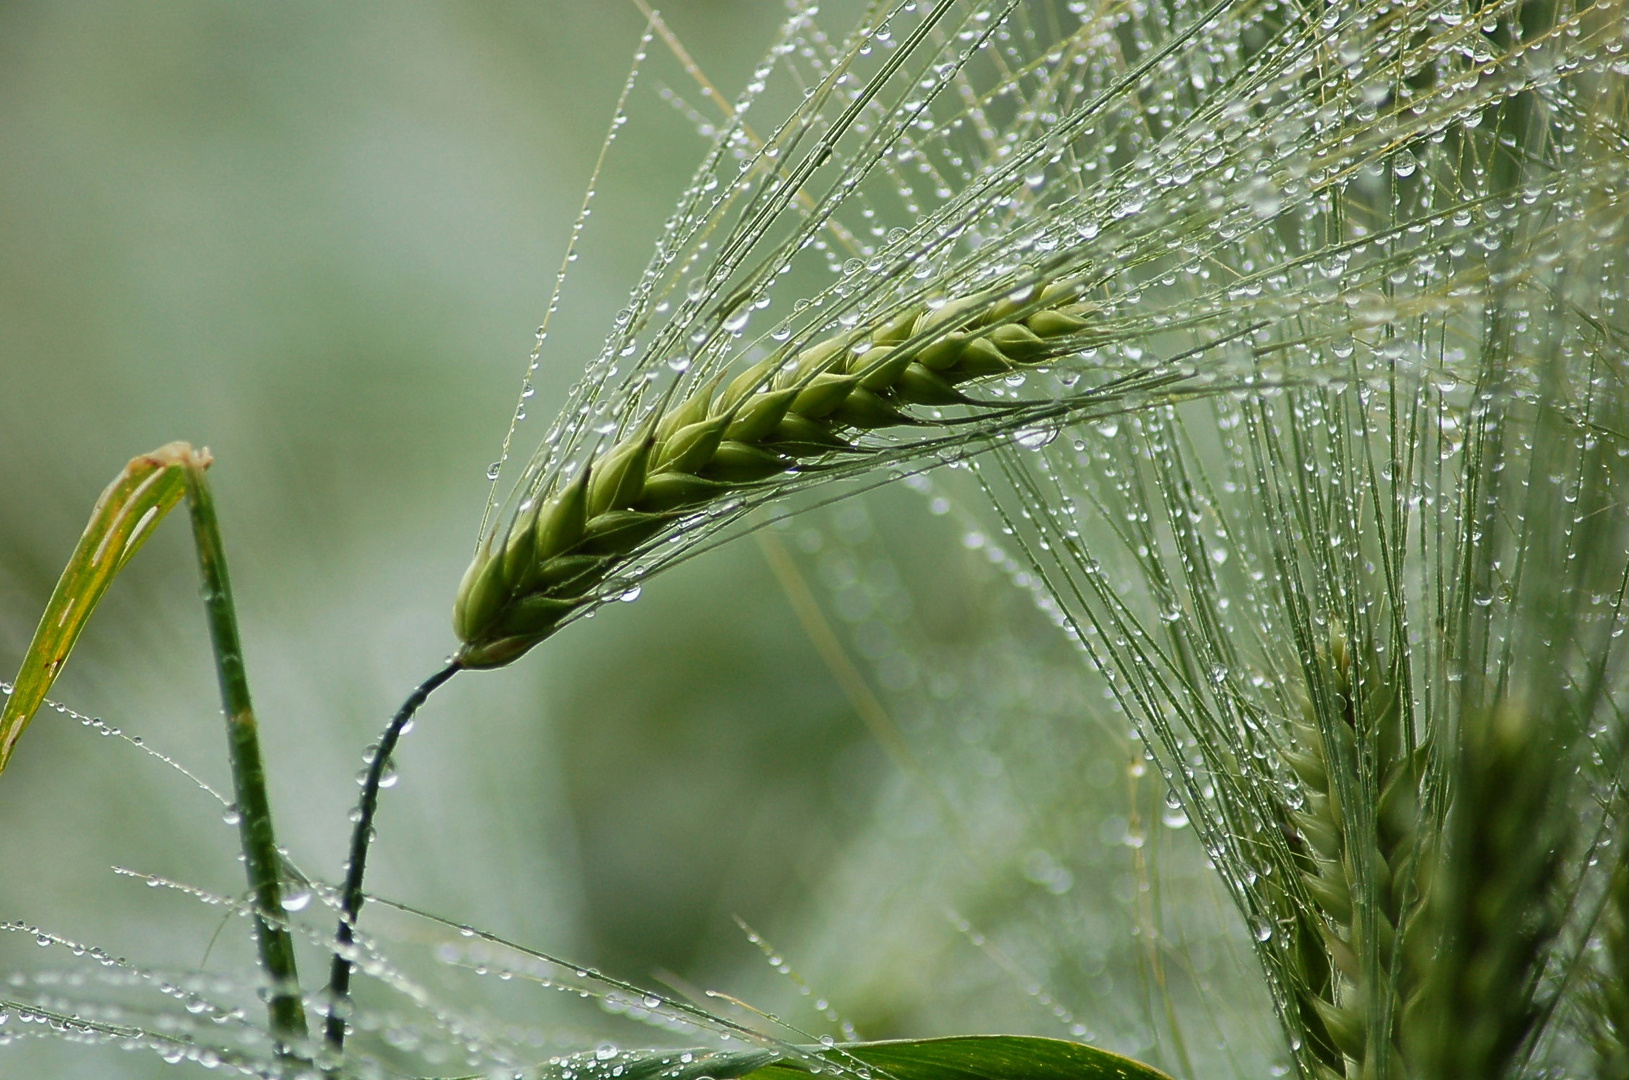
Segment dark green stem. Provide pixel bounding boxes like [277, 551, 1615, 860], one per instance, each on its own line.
[323, 661, 461, 1054]
[182, 463, 309, 1054]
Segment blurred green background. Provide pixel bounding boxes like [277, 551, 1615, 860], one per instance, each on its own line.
[0, 4, 1270, 1077]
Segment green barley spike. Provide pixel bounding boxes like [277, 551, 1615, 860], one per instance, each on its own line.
[1271, 627, 1429, 1080]
[1407, 704, 1568, 1080]
[452, 280, 1095, 669]
[1587, 852, 1629, 1080]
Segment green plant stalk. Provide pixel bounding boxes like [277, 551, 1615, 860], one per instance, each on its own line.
[323, 660, 461, 1054]
[181, 462, 309, 1053]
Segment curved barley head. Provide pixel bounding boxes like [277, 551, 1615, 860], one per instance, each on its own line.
[453, 277, 1103, 667]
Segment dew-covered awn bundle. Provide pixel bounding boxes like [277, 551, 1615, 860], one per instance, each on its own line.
[452, 0, 1628, 669]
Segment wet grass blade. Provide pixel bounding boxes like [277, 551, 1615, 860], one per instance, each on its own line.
[547, 1036, 1173, 1080]
[753, 1036, 1174, 1080]
[0, 441, 309, 1050]
[0, 441, 208, 775]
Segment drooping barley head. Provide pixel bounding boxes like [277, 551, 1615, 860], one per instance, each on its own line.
[453, 276, 1108, 667]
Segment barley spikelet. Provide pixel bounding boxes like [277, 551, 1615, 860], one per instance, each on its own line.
[453, 279, 1095, 667]
[1404, 704, 1568, 1080]
[1277, 629, 1429, 1080]
[1587, 853, 1629, 1080]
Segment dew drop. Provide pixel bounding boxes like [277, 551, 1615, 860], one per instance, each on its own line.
[1245, 177, 1281, 218]
[1350, 293, 1396, 326]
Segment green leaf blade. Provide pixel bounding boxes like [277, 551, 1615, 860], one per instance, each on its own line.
[0, 441, 209, 775]
[752, 1036, 1174, 1080]
[546, 1036, 1172, 1080]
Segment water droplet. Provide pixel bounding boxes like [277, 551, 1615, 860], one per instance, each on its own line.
[1016, 426, 1058, 450]
[280, 887, 312, 913]
[1349, 292, 1396, 326]
[1392, 149, 1418, 177]
[1161, 805, 1189, 829]
[1245, 177, 1281, 218]
[222, 806, 242, 826]
[485, 462, 503, 481]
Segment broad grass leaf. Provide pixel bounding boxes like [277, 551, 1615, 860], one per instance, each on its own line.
[0, 441, 209, 774]
[546, 1037, 1172, 1080]
[750, 1036, 1173, 1080]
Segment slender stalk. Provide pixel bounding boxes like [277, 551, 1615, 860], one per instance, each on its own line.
[324, 661, 461, 1053]
[182, 462, 310, 1053]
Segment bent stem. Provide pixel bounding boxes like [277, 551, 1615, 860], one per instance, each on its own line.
[181, 462, 310, 1054]
[324, 661, 461, 1054]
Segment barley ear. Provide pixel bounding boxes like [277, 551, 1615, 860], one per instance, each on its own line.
[1406, 704, 1568, 1080]
[1273, 627, 1429, 1080]
[454, 275, 1097, 667]
[1587, 850, 1629, 1080]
